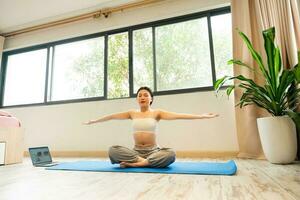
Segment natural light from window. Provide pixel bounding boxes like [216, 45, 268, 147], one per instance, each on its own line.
[50, 37, 105, 101]
[3, 49, 47, 106]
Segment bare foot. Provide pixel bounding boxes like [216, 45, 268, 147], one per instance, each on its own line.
[119, 162, 128, 168]
[120, 157, 149, 168]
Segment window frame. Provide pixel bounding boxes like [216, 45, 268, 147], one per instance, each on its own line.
[0, 6, 231, 108]
[49, 36, 106, 102]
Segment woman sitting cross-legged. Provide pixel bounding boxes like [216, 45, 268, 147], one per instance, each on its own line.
[83, 86, 219, 168]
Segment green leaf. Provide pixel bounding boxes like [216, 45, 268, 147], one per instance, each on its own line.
[214, 76, 231, 91]
[298, 51, 300, 69]
[238, 30, 271, 85]
[274, 47, 282, 85]
[226, 85, 235, 96]
[228, 59, 262, 75]
[294, 63, 300, 83]
[277, 70, 295, 101]
[263, 27, 277, 88]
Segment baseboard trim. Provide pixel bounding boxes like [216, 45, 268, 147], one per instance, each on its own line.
[176, 151, 238, 158]
[24, 150, 238, 158]
[237, 152, 266, 160]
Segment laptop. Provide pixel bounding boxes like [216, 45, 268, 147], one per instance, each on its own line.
[29, 146, 58, 167]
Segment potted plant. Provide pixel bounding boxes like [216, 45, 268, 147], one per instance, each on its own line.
[214, 27, 300, 164]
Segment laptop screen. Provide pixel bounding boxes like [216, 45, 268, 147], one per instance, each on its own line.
[29, 147, 52, 165]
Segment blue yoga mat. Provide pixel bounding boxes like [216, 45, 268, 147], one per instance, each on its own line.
[46, 160, 237, 175]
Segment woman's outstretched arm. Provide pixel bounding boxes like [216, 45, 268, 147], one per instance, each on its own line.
[83, 111, 132, 125]
[158, 109, 219, 120]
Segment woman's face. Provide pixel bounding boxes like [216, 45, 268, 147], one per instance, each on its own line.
[137, 89, 152, 107]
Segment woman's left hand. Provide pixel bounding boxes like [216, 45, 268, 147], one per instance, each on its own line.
[202, 113, 219, 118]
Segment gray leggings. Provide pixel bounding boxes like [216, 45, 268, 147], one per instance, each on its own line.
[108, 145, 176, 168]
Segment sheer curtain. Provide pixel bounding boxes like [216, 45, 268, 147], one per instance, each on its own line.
[256, 0, 300, 67]
[231, 0, 265, 159]
[231, 0, 300, 158]
[297, 0, 300, 22]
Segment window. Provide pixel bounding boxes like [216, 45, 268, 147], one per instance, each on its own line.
[107, 32, 129, 98]
[1, 7, 231, 107]
[3, 49, 47, 106]
[133, 28, 154, 93]
[211, 13, 233, 81]
[50, 37, 105, 101]
[155, 18, 212, 91]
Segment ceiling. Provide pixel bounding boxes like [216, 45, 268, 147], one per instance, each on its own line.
[0, 0, 136, 33]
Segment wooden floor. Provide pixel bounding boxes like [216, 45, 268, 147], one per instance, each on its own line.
[0, 158, 299, 200]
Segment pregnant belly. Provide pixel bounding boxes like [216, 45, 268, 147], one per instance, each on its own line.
[133, 132, 157, 147]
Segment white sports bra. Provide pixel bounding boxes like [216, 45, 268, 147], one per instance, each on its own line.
[132, 118, 157, 133]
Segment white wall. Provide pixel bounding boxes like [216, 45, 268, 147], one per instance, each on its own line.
[2, 0, 238, 152]
[3, 0, 230, 50]
[6, 91, 237, 151]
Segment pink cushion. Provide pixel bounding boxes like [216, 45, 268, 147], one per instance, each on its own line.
[0, 116, 20, 127]
[0, 110, 12, 117]
[0, 111, 21, 127]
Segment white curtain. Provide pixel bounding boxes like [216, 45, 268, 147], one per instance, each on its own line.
[231, 0, 265, 159]
[255, 0, 300, 68]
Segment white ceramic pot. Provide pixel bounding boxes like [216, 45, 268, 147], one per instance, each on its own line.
[257, 116, 297, 164]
